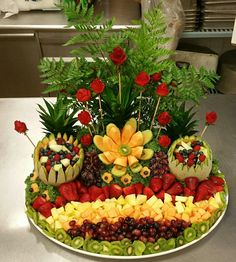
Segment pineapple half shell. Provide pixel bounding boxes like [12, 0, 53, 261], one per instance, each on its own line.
[168, 136, 212, 181]
[33, 133, 84, 186]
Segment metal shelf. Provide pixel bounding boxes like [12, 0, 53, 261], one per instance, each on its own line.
[182, 29, 233, 38]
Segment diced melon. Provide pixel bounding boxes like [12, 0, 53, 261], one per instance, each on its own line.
[146, 195, 158, 206]
[125, 194, 136, 206]
[136, 194, 147, 205]
[46, 216, 54, 225]
[54, 221, 63, 230]
[51, 208, 59, 220]
[175, 202, 185, 214]
[60, 158, 70, 167]
[175, 196, 188, 203]
[49, 144, 63, 152]
[92, 200, 104, 209]
[54, 164, 63, 172]
[58, 215, 69, 223]
[57, 207, 65, 215]
[182, 213, 190, 222]
[164, 193, 172, 203]
[116, 195, 126, 205]
[65, 203, 75, 215]
[40, 156, 48, 164]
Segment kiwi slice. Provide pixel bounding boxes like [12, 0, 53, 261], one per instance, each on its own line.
[43, 223, 54, 237]
[55, 229, 68, 243]
[82, 238, 90, 251]
[183, 227, 197, 243]
[157, 238, 168, 251]
[124, 245, 134, 256]
[121, 238, 131, 248]
[215, 209, 223, 220]
[64, 235, 72, 246]
[143, 243, 154, 255]
[38, 219, 48, 230]
[71, 236, 84, 249]
[197, 221, 209, 237]
[87, 240, 102, 253]
[176, 236, 185, 247]
[110, 245, 124, 256]
[151, 242, 161, 253]
[32, 211, 38, 224]
[208, 215, 215, 227]
[100, 241, 111, 255]
[133, 240, 146, 256]
[166, 238, 176, 250]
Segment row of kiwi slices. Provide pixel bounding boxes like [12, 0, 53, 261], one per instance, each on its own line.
[26, 205, 224, 256]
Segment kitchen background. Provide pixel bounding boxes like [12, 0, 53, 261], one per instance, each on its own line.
[0, 0, 236, 97]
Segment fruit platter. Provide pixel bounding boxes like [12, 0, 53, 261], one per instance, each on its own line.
[15, 1, 228, 259]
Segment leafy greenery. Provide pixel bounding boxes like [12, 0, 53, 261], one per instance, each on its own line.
[37, 94, 79, 135]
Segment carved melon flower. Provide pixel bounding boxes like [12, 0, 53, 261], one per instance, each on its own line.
[94, 118, 154, 175]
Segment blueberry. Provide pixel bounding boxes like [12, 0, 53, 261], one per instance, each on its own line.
[60, 155, 64, 160]
[71, 152, 76, 157]
[71, 160, 75, 165]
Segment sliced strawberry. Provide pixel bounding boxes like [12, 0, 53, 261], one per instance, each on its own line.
[187, 159, 195, 167]
[54, 154, 60, 161]
[184, 187, 195, 197]
[143, 187, 154, 199]
[59, 182, 79, 201]
[194, 186, 209, 202]
[38, 202, 53, 218]
[55, 196, 67, 208]
[79, 193, 91, 203]
[110, 184, 123, 198]
[162, 173, 176, 190]
[134, 183, 144, 195]
[155, 189, 165, 200]
[199, 180, 216, 195]
[46, 165, 51, 173]
[188, 153, 195, 160]
[32, 196, 47, 210]
[166, 182, 184, 195]
[102, 185, 110, 198]
[66, 153, 73, 160]
[193, 145, 200, 151]
[175, 153, 184, 163]
[123, 185, 136, 196]
[184, 176, 199, 191]
[73, 146, 80, 153]
[214, 185, 224, 192]
[199, 154, 206, 162]
[88, 185, 103, 201]
[149, 177, 163, 193]
[79, 185, 88, 194]
[96, 193, 106, 201]
[210, 176, 224, 186]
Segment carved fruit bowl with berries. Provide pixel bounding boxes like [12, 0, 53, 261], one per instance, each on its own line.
[15, 1, 228, 259]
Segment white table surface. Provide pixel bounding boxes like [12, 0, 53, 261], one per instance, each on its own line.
[232, 18, 236, 45]
[0, 95, 236, 262]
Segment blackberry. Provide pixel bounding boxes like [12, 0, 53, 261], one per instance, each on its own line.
[149, 151, 169, 177]
[79, 151, 103, 187]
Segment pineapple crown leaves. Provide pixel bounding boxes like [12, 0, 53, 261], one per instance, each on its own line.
[37, 94, 79, 135]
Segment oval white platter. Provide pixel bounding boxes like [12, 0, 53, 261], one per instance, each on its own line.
[28, 192, 228, 260]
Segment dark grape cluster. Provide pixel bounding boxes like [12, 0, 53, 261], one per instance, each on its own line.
[79, 151, 103, 187]
[149, 152, 169, 177]
[67, 217, 190, 243]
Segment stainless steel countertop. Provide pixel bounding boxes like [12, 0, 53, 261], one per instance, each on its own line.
[0, 95, 235, 261]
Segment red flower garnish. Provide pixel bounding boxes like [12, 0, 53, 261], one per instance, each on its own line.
[157, 112, 172, 126]
[77, 110, 91, 126]
[135, 71, 150, 87]
[155, 82, 169, 97]
[14, 120, 27, 134]
[76, 88, 91, 102]
[80, 134, 93, 147]
[151, 72, 162, 82]
[206, 111, 217, 125]
[90, 78, 105, 94]
[158, 135, 171, 148]
[109, 46, 127, 65]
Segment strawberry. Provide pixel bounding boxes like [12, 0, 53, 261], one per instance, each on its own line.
[175, 153, 184, 163]
[32, 196, 47, 210]
[59, 182, 79, 201]
[66, 153, 72, 160]
[46, 159, 51, 166]
[166, 182, 184, 195]
[187, 159, 195, 167]
[38, 202, 53, 218]
[134, 183, 144, 195]
[79, 193, 91, 203]
[88, 185, 103, 201]
[156, 190, 165, 200]
[210, 176, 224, 186]
[171, 195, 176, 203]
[184, 176, 199, 191]
[193, 145, 200, 151]
[79, 185, 88, 194]
[47, 150, 52, 156]
[75, 181, 81, 191]
[73, 146, 80, 153]
[184, 187, 195, 197]
[102, 185, 110, 198]
[143, 187, 154, 199]
[46, 165, 51, 173]
[123, 185, 136, 196]
[214, 185, 224, 192]
[55, 196, 67, 208]
[199, 154, 206, 162]
[54, 154, 60, 161]
[110, 184, 123, 198]
[199, 180, 216, 195]
[149, 177, 163, 193]
[57, 137, 65, 145]
[162, 173, 176, 190]
[194, 186, 209, 202]
[96, 193, 106, 201]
